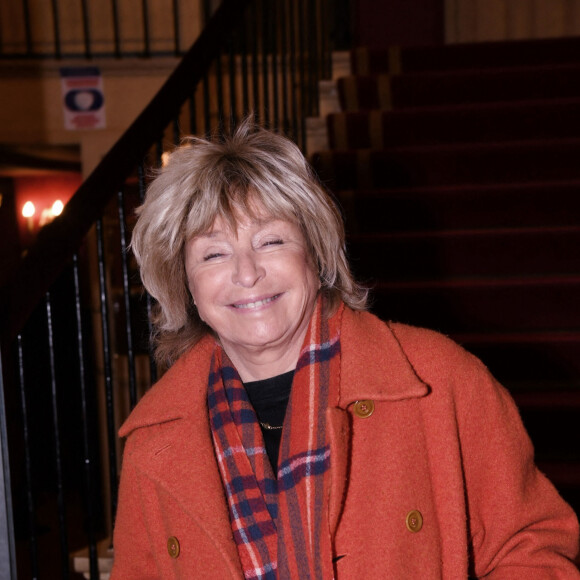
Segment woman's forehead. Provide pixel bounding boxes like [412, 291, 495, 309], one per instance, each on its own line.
[203, 212, 291, 237]
[206, 197, 295, 231]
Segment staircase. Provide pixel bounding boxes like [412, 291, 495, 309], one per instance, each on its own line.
[312, 36, 580, 517]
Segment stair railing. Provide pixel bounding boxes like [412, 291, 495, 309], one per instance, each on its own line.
[0, 0, 338, 577]
[1, 0, 206, 59]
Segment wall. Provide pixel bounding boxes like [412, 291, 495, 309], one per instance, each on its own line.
[355, 0, 445, 47]
[0, 58, 180, 177]
[356, 0, 580, 48]
[446, 0, 580, 43]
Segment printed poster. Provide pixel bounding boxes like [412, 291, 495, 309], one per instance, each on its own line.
[60, 66, 106, 130]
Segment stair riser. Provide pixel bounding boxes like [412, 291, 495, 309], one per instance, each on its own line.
[462, 341, 580, 386]
[328, 101, 580, 149]
[339, 66, 580, 111]
[352, 38, 580, 74]
[348, 229, 580, 278]
[314, 143, 580, 189]
[369, 284, 580, 334]
[338, 184, 580, 232]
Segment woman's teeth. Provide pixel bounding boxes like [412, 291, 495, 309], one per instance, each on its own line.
[233, 295, 279, 309]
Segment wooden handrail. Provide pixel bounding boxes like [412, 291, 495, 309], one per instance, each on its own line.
[1, 0, 252, 343]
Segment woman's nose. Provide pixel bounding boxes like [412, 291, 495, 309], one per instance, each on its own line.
[232, 251, 265, 287]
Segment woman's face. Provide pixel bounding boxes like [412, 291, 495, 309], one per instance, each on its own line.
[184, 208, 320, 375]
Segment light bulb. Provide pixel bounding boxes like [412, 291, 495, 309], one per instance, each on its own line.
[51, 199, 64, 216]
[22, 201, 35, 218]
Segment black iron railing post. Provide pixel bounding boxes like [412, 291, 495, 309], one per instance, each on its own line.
[0, 351, 17, 579]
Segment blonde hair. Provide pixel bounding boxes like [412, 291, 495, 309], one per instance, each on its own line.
[131, 119, 368, 366]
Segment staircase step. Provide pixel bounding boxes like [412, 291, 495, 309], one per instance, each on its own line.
[367, 277, 580, 334]
[313, 139, 580, 189]
[337, 64, 580, 111]
[327, 99, 580, 149]
[351, 36, 580, 74]
[348, 226, 580, 279]
[337, 182, 580, 232]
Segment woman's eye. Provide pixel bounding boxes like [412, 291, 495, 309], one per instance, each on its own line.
[263, 238, 283, 247]
[203, 252, 223, 261]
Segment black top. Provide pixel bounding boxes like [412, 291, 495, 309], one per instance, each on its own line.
[244, 370, 294, 474]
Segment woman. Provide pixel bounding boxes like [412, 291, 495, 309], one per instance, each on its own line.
[111, 120, 579, 579]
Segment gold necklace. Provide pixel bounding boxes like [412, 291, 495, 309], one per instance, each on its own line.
[259, 421, 283, 430]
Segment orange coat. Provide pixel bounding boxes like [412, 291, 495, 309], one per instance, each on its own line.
[111, 307, 580, 578]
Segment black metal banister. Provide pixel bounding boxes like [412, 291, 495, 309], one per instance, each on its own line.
[1, 0, 252, 343]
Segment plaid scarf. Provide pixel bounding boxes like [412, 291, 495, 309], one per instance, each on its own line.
[208, 298, 342, 579]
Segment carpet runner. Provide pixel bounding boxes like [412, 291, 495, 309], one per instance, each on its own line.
[311, 36, 580, 518]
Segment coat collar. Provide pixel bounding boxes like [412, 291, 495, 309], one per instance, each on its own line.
[119, 335, 217, 436]
[119, 308, 429, 435]
[337, 307, 430, 407]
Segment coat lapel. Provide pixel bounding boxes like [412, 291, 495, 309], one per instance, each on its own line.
[339, 308, 430, 405]
[120, 337, 240, 571]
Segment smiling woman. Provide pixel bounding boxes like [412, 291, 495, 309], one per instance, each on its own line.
[111, 120, 580, 579]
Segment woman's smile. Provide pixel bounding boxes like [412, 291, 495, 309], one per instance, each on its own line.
[229, 293, 282, 310]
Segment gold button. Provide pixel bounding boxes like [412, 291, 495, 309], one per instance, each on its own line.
[353, 399, 375, 418]
[406, 510, 423, 533]
[167, 536, 180, 558]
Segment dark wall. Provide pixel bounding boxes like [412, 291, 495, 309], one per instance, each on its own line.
[356, 0, 444, 48]
[0, 179, 20, 287]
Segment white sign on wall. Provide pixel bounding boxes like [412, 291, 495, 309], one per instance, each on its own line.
[60, 67, 106, 130]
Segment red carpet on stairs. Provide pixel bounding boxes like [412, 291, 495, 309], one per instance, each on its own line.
[337, 65, 580, 110]
[311, 35, 580, 517]
[351, 36, 580, 74]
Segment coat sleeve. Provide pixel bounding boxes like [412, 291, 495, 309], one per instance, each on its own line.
[448, 345, 580, 578]
[110, 435, 160, 580]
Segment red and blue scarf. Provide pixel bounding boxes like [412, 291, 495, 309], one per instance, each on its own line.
[208, 299, 341, 579]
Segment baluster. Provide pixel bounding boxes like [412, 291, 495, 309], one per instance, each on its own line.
[45, 292, 69, 578]
[22, 0, 33, 55]
[271, 0, 280, 130]
[110, 0, 121, 58]
[250, 1, 260, 123]
[117, 192, 138, 411]
[96, 219, 119, 526]
[280, 0, 290, 134]
[203, 73, 211, 135]
[173, 0, 181, 55]
[142, 0, 151, 57]
[80, 0, 91, 58]
[72, 254, 99, 580]
[216, 51, 225, 133]
[261, 0, 270, 127]
[51, 0, 62, 59]
[137, 162, 158, 384]
[17, 335, 39, 579]
[288, 0, 299, 142]
[228, 37, 238, 131]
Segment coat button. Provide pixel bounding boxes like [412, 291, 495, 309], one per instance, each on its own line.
[406, 510, 423, 533]
[167, 536, 180, 558]
[353, 399, 375, 418]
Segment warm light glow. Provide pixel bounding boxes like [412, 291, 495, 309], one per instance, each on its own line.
[51, 199, 64, 216]
[161, 152, 171, 166]
[22, 201, 36, 218]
